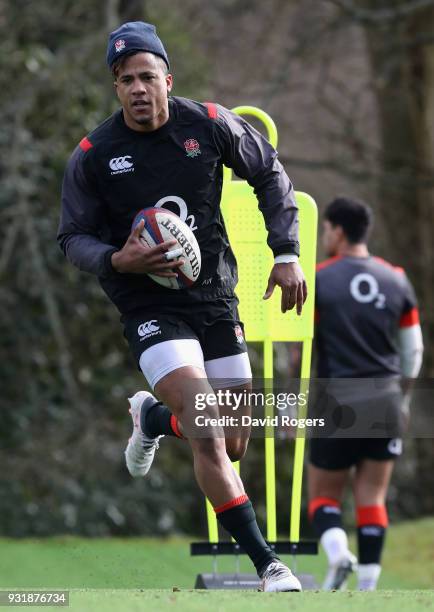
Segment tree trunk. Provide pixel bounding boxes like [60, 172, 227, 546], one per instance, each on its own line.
[361, 0, 434, 375]
[118, 0, 148, 23]
[360, 0, 434, 515]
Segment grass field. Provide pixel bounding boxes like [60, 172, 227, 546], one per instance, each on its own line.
[0, 518, 432, 610]
[63, 589, 433, 611]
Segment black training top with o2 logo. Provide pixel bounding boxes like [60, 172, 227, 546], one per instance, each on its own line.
[315, 255, 419, 378]
[58, 96, 299, 315]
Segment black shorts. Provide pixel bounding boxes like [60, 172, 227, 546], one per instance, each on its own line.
[308, 384, 404, 469]
[309, 436, 403, 470]
[122, 297, 248, 367]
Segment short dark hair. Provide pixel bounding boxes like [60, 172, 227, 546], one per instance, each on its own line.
[111, 50, 169, 78]
[324, 197, 373, 244]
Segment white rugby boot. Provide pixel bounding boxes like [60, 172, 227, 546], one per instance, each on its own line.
[261, 560, 302, 592]
[124, 391, 163, 477]
[322, 551, 358, 590]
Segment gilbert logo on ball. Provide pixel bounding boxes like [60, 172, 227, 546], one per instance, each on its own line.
[132, 207, 201, 290]
[115, 39, 126, 52]
[184, 138, 201, 158]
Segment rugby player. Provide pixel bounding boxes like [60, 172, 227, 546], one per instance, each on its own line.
[309, 197, 423, 590]
[58, 21, 307, 591]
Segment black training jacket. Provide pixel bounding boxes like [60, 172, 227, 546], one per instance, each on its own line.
[58, 96, 299, 314]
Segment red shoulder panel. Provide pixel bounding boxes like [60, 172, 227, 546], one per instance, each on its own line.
[79, 137, 93, 152]
[373, 256, 404, 275]
[203, 102, 218, 120]
[316, 255, 342, 272]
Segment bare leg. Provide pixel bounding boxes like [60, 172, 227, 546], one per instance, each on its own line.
[153, 366, 301, 586]
[155, 366, 243, 506]
[353, 459, 394, 506]
[308, 463, 349, 502]
[218, 382, 252, 462]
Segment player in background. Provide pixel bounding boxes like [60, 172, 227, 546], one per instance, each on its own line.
[58, 22, 307, 591]
[308, 197, 423, 591]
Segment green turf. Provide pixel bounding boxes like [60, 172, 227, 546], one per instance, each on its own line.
[1, 518, 433, 591]
[0, 519, 432, 610]
[2, 590, 433, 612]
[73, 590, 434, 612]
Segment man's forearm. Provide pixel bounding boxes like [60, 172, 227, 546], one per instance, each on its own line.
[58, 233, 118, 278]
[255, 171, 299, 257]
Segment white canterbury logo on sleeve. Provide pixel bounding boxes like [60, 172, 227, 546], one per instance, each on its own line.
[109, 156, 134, 174]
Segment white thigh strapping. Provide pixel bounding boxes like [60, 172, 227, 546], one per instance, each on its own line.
[139, 339, 206, 390]
[204, 352, 252, 389]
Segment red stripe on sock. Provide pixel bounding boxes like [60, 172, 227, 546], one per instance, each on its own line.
[214, 494, 249, 514]
[308, 496, 340, 521]
[357, 505, 388, 528]
[170, 415, 184, 439]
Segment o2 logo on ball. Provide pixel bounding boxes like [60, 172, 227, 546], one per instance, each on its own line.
[154, 196, 197, 231]
[349, 273, 386, 309]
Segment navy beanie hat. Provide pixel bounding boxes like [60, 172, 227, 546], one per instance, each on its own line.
[107, 21, 170, 70]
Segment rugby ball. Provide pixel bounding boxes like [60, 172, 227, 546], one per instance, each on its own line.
[132, 207, 201, 290]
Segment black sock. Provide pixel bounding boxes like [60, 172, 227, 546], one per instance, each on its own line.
[356, 505, 388, 564]
[309, 498, 343, 537]
[357, 526, 386, 564]
[216, 497, 277, 577]
[141, 402, 180, 438]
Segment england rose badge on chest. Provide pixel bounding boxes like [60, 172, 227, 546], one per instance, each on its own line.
[184, 138, 201, 158]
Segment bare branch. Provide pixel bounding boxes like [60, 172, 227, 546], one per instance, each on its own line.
[105, 0, 119, 32]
